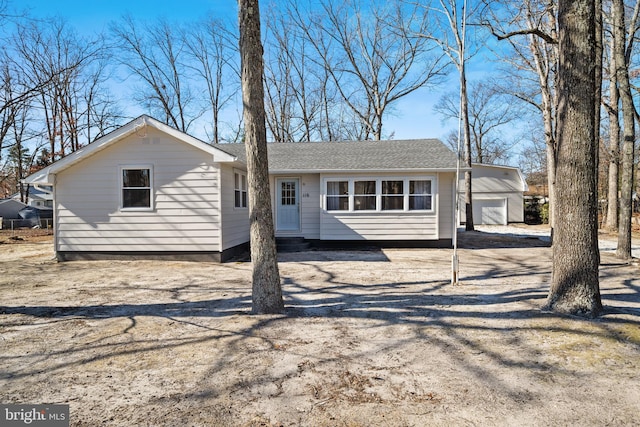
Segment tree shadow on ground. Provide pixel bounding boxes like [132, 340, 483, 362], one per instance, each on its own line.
[458, 230, 551, 249]
[1, 243, 639, 418]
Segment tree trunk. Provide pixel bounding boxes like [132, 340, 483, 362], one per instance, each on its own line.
[461, 64, 474, 231]
[545, 0, 602, 317]
[594, 0, 603, 224]
[605, 43, 620, 232]
[238, 0, 284, 314]
[613, 0, 635, 260]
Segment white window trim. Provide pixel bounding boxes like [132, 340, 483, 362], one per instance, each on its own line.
[233, 169, 248, 209]
[326, 179, 350, 211]
[120, 164, 154, 212]
[323, 176, 435, 213]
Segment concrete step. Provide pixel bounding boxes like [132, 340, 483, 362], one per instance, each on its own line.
[276, 237, 312, 252]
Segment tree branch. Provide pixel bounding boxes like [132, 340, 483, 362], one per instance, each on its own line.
[482, 21, 557, 45]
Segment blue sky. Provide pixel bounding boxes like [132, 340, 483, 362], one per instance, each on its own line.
[18, 1, 236, 32]
[14, 0, 468, 141]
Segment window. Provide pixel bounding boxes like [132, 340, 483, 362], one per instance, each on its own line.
[122, 167, 152, 209]
[354, 180, 376, 210]
[382, 180, 404, 210]
[326, 181, 348, 211]
[280, 181, 296, 205]
[234, 171, 248, 208]
[325, 177, 434, 212]
[409, 180, 432, 210]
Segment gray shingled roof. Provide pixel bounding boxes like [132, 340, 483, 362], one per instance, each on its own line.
[217, 139, 458, 172]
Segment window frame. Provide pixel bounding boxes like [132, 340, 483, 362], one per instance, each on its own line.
[120, 165, 154, 212]
[326, 179, 350, 211]
[353, 179, 377, 211]
[323, 176, 435, 213]
[381, 179, 405, 211]
[234, 170, 248, 209]
[409, 179, 433, 211]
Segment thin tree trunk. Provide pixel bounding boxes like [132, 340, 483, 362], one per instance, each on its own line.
[461, 64, 474, 231]
[545, 0, 602, 317]
[527, 7, 558, 232]
[613, 0, 635, 260]
[238, 0, 284, 314]
[545, 141, 556, 231]
[605, 42, 620, 231]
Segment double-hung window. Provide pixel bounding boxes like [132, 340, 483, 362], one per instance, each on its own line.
[121, 166, 152, 210]
[353, 180, 376, 211]
[409, 180, 432, 210]
[326, 180, 349, 211]
[382, 180, 404, 210]
[234, 171, 248, 208]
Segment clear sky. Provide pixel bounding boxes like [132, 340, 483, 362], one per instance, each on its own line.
[14, 0, 463, 141]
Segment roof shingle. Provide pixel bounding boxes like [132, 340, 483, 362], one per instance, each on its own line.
[218, 139, 457, 172]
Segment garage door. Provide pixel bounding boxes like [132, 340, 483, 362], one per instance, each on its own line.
[473, 199, 507, 225]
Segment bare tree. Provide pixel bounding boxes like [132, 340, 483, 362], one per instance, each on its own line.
[263, 13, 297, 143]
[111, 16, 200, 133]
[602, 28, 622, 231]
[483, 0, 559, 231]
[239, 0, 284, 314]
[290, 0, 446, 141]
[414, 0, 484, 231]
[8, 18, 119, 163]
[184, 17, 239, 143]
[6, 102, 37, 203]
[612, 0, 638, 259]
[435, 81, 520, 164]
[545, 0, 602, 317]
[264, 7, 323, 142]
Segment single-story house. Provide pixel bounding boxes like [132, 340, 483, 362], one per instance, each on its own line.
[0, 199, 28, 227]
[458, 163, 528, 225]
[25, 115, 464, 261]
[10, 185, 54, 209]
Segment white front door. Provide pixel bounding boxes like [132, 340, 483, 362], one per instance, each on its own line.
[276, 178, 300, 231]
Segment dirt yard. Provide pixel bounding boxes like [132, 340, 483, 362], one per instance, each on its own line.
[1, 230, 639, 426]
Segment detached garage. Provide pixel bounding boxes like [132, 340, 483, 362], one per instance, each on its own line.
[459, 164, 528, 225]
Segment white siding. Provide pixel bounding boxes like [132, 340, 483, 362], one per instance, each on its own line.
[220, 164, 250, 250]
[506, 193, 524, 222]
[438, 172, 455, 239]
[55, 128, 222, 252]
[319, 172, 443, 241]
[471, 165, 525, 192]
[321, 213, 439, 240]
[458, 165, 526, 224]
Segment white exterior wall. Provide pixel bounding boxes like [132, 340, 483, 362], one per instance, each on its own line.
[270, 174, 321, 239]
[318, 172, 446, 241]
[55, 128, 222, 252]
[438, 172, 455, 239]
[220, 164, 250, 250]
[458, 165, 526, 224]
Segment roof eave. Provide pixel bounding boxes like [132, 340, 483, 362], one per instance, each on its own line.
[23, 115, 237, 185]
[269, 167, 464, 174]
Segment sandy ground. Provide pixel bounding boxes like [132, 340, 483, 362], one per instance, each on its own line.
[1, 229, 639, 426]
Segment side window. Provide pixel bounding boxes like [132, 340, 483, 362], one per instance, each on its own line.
[326, 181, 349, 211]
[234, 172, 248, 208]
[409, 180, 432, 210]
[353, 180, 376, 211]
[381, 180, 404, 210]
[122, 167, 152, 210]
